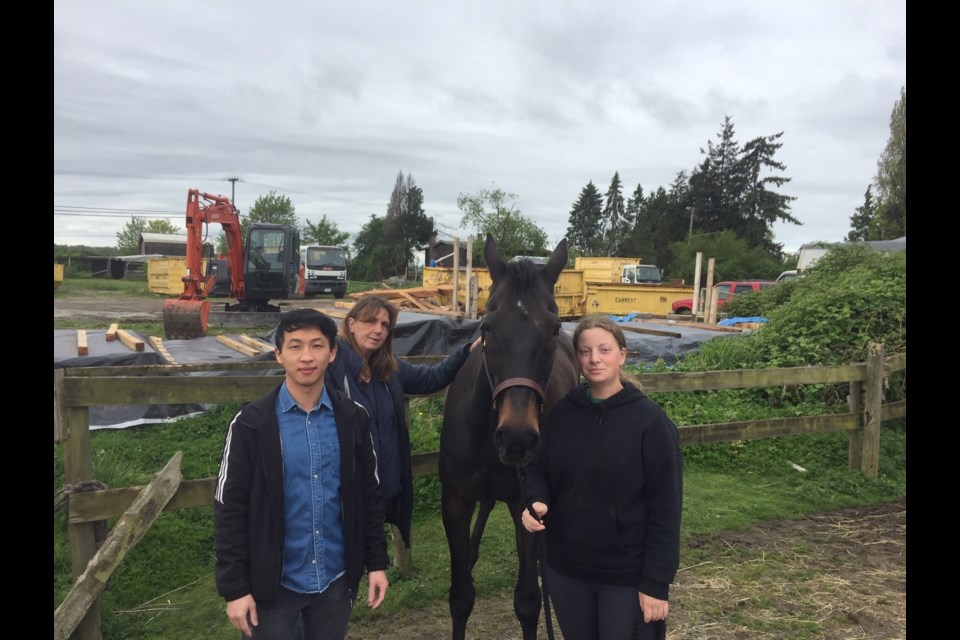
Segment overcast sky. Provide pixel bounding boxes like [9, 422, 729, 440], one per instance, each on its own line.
[54, 1, 905, 255]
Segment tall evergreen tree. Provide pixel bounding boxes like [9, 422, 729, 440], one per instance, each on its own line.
[691, 116, 745, 235]
[602, 172, 630, 255]
[873, 86, 906, 239]
[847, 186, 878, 242]
[565, 181, 605, 256]
[736, 131, 799, 254]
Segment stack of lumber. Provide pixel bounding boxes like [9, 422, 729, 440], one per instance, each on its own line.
[333, 286, 460, 318]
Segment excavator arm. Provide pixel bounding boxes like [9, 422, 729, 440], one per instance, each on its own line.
[162, 189, 246, 339]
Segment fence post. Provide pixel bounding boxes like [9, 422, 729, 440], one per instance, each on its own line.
[861, 342, 884, 478]
[61, 398, 104, 640]
[847, 380, 863, 471]
[452, 237, 461, 314]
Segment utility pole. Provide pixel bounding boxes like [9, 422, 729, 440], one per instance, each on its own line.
[223, 177, 242, 205]
[688, 206, 695, 244]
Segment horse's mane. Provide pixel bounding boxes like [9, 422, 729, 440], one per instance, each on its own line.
[491, 260, 547, 294]
[487, 259, 559, 315]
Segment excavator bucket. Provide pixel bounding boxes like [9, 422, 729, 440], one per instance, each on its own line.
[163, 299, 210, 340]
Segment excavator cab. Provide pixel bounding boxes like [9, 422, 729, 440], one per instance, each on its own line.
[242, 224, 301, 305]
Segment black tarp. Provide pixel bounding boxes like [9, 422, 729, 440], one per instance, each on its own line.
[55, 313, 734, 429]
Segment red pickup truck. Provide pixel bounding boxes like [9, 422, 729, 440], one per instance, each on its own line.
[671, 280, 777, 314]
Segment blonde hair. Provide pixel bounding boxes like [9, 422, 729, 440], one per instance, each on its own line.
[572, 314, 642, 388]
[339, 296, 399, 382]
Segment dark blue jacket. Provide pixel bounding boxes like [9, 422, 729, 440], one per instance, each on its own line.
[325, 338, 471, 546]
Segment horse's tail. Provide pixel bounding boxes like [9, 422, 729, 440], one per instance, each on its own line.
[469, 498, 496, 570]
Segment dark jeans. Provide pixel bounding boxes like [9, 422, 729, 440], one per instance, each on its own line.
[545, 565, 662, 640]
[245, 576, 352, 640]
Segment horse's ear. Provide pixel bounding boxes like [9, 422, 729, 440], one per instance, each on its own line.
[542, 238, 568, 286]
[485, 233, 505, 281]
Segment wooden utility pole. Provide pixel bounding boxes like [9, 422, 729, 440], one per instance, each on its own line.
[451, 237, 461, 314]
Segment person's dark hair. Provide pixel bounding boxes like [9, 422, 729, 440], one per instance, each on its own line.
[339, 296, 399, 382]
[275, 308, 338, 349]
[572, 314, 641, 387]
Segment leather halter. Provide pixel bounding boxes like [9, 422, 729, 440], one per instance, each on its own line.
[482, 343, 547, 413]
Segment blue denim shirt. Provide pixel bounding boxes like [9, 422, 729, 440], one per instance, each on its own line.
[276, 383, 346, 594]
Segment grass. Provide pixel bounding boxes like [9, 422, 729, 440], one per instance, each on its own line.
[54, 396, 906, 639]
[53, 278, 906, 638]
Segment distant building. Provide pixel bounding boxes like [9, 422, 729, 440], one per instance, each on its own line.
[424, 233, 469, 267]
[139, 232, 213, 258]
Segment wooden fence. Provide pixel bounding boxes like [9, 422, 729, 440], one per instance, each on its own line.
[54, 344, 905, 640]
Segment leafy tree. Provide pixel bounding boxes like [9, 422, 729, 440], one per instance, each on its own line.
[217, 190, 298, 254]
[457, 185, 548, 264]
[382, 173, 435, 277]
[350, 214, 390, 281]
[750, 244, 906, 367]
[847, 186, 878, 242]
[872, 86, 906, 239]
[302, 214, 349, 247]
[565, 181, 605, 256]
[115, 216, 180, 255]
[667, 230, 785, 286]
[602, 172, 631, 255]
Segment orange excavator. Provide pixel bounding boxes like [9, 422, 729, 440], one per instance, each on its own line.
[162, 189, 301, 339]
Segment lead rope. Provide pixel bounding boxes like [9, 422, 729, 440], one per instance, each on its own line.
[517, 466, 556, 640]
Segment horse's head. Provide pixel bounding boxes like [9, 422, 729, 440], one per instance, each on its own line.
[480, 234, 568, 466]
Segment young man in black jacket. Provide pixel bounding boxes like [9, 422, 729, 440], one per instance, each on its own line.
[214, 308, 389, 639]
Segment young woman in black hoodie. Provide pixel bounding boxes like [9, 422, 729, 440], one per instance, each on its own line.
[522, 315, 683, 640]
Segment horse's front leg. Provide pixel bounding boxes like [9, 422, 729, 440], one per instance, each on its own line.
[510, 499, 543, 640]
[441, 487, 477, 640]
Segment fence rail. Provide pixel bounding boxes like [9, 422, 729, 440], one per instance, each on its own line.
[54, 343, 905, 640]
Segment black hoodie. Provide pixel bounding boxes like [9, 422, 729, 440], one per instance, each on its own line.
[524, 382, 683, 600]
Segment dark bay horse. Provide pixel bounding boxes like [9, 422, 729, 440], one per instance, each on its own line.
[439, 235, 579, 640]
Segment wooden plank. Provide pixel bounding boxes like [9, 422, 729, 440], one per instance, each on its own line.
[650, 318, 744, 333]
[216, 335, 262, 357]
[70, 478, 216, 523]
[77, 329, 88, 356]
[147, 336, 179, 366]
[62, 375, 283, 407]
[237, 334, 275, 353]
[677, 413, 860, 445]
[333, 300, 356, 309]
[114, 329, 144, 352]
[620, 325, 682, 339]
[55, 453, 183, 640]
[322, 309, 349, 319]
[65, 361, 281, 376]
[60, 362, 870, 407]
[637, 364, 868, 393]
[397, 290, 431, 310]
[105, 323, 119, 342]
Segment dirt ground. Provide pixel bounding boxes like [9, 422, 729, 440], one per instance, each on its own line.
[54, 294, 907, 639]
[346, 500, 906, 640]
